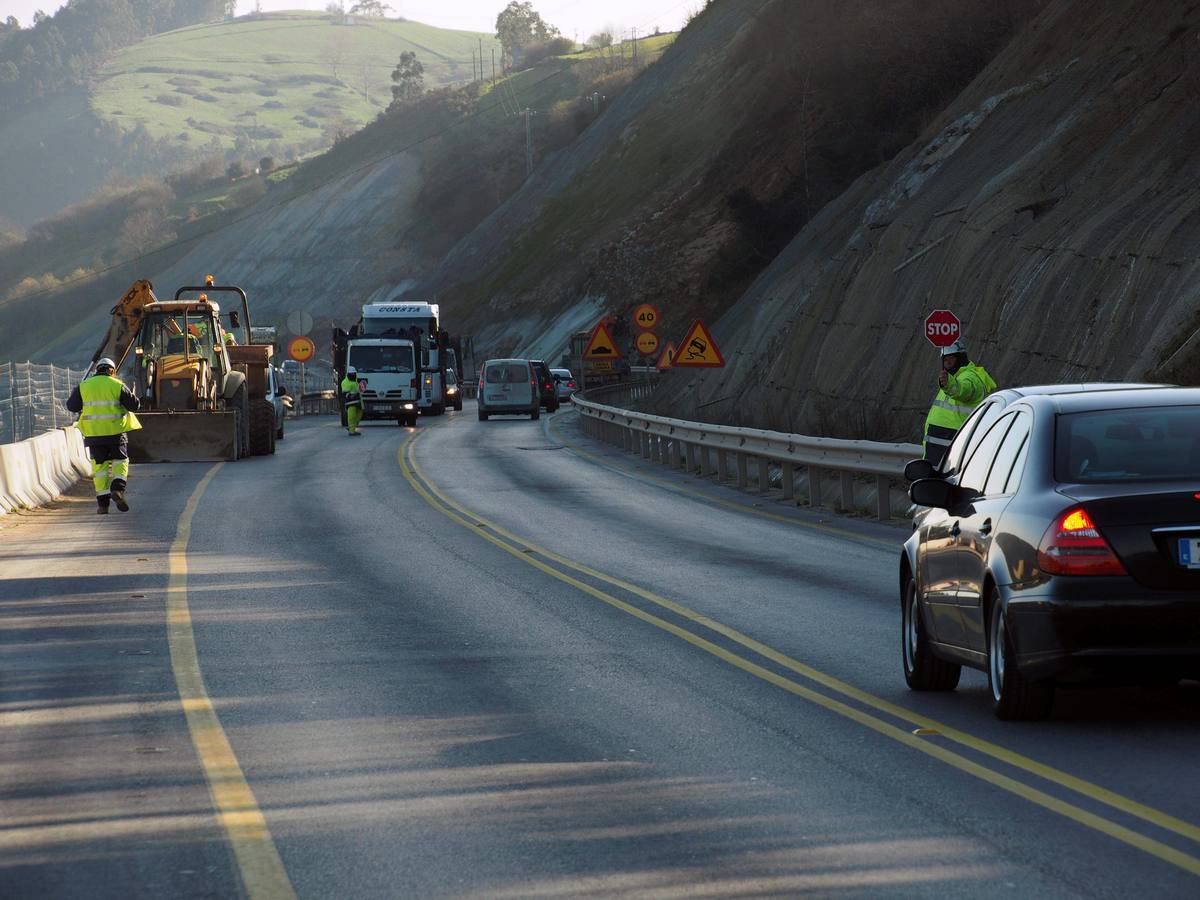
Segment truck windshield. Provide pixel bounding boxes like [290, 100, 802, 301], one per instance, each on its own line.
[141, 312, 218, 361]
[361, 318, 430, 339]
[348, 346, 414, 373]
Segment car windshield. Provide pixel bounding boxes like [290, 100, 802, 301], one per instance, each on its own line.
[485, 364, 527, 383]
[1056, 406, 1200, 482]
[348, 346, 413, 373]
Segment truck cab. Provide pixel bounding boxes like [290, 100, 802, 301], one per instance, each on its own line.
[341, 338, 419, 427]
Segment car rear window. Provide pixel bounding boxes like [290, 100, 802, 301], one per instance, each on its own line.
[1056, 406, 1200, 482]
[485, 363, 528, 383]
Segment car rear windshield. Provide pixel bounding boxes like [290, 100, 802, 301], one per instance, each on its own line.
[1056, 406, 1200, 482]
[485, 363, 528, 383]
[347, 346, 413, 373]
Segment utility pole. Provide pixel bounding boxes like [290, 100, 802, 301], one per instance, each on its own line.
[471, 49, 476, 82]
[479, 38, 484, 82]
[491, 48, 496, 85]
[524, 108, 534, 177]
[632, 27, 638, 64]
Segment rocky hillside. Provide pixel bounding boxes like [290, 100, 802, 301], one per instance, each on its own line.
[646, 0, 1200, 441]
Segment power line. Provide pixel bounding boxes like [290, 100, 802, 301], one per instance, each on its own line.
[10, 63, 574, 303]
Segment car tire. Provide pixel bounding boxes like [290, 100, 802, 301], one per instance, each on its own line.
[478, 410, 489, 422]
[988, 590, 1054, 721]
[454, 399, 463, 411]
[531, 407, 540, 420]
[901, 575, 960, 691]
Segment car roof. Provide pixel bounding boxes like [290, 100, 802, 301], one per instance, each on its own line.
[998, 382, 1166, 399]
[550, 367, 572, 373]
[1023, 386, 1200, 413]
[483, 358, 530, 365]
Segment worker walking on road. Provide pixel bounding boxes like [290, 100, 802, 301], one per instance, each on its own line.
[66, 358, 142, 514]
[922, 340, 996, 467]
[341, 368, 363, 436]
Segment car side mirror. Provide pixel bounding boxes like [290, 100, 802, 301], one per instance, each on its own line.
[909, 478, 973, 511]
[904, 458, 939, 481]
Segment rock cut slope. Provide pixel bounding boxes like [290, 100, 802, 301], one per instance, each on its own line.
[648, 0, 1200, 440]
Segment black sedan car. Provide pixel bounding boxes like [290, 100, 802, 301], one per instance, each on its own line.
[900, 387, 1200, 720]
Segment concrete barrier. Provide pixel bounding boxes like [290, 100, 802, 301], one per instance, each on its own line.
[0, 426, 90, 516]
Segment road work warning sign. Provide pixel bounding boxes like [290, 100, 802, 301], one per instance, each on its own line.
[583, 322, 622, 360]
[672, 321, 724, 368]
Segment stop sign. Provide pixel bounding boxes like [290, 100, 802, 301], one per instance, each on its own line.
[924, 309, 961, 348]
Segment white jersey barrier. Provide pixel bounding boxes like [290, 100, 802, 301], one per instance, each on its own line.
[0, 427, 91, 516]
[572, 383, 921, 520]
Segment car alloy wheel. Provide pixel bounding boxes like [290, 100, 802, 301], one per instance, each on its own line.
[901, 575, 960, 691]
[987, 589, 1054, 720]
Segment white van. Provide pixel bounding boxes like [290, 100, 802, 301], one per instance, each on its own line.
[477, 359, 539, 421]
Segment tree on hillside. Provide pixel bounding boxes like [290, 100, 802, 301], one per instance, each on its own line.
[587, 31, 613, 49]
[390, 50, 424, 107]
[495, 2, 559, 68]
[349, 1, 392, 16]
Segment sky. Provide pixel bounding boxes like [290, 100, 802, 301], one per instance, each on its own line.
[0, 1, 694, 43]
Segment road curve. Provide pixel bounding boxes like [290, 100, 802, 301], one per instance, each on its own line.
[2, 403, 1198, 898]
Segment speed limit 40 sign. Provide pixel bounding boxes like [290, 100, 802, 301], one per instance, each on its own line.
[924, 310, 961, 347]
[632, 304, 660, 330]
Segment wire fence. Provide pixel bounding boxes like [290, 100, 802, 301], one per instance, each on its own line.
[0, 362, 88, 445]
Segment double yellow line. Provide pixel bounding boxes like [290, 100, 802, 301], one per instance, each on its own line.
[399, 426, 1200, 877]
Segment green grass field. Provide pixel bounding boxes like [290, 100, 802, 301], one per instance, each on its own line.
[92, 11, 500, 153]
[566, 33, 677, 61]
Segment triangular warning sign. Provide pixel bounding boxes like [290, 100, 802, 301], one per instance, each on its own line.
[655, 341, 676, 370]
[672, 320, 724, 368]
[583, 321, 623, 360]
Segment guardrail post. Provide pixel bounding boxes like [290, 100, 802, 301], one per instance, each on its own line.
[877, 475, 892, 520]
[652, 433, 663, 463]
[808, 466, 822, 507]
[782, 462, 795, 501]
[686, 442, 698, 473]
[839, 471, 855, 512]
[736, 453, 748, 488]
[641, 430, 652, 460]
[758, 458, 770, 493]
[625, 426, 636, 454]
[698, 444, 711, 477]
[717, 449, 728, 483]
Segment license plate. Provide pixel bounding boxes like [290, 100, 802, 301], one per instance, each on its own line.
[1179, 538, 1200, 569]
[370, 404, 394, 412]
[486, 393, 506, 402]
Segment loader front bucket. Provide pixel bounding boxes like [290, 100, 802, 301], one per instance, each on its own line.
[127, 411, 238, 463]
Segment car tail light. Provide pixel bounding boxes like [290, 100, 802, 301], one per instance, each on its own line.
[568, 380, 575, 388]
[1037, 508, 1126, 576]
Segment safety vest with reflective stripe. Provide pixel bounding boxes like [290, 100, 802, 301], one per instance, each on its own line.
[78, 374, 141, 437]
[922, 363, 996, 456]
[341, 376, 363, 408]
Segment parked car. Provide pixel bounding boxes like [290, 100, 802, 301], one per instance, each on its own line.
[266, 365, 290, 440]
[477, 359, 539, 421]
[551, 368, 577, 402]
[445, 367, 464, 412]
[529, 359, 559, 412]
[900, 386, 1200, 720]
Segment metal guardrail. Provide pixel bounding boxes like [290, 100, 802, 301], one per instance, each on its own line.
[572, 383, 921, 520]
[296, 390, 339, 416]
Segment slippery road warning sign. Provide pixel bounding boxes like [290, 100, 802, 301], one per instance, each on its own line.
[924, 309, 961, 348]
[655, 341, 676, 370]
[672, 321, 725, 368]
[582, 322, 622, 360]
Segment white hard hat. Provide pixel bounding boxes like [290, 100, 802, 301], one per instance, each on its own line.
[96, 357, 117, 370]
[939, 340, 967, 357]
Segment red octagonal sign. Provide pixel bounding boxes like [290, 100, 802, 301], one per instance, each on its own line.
[924, 309, 961, 348]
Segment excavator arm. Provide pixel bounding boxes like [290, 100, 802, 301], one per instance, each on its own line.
[89, 280, 159, 373]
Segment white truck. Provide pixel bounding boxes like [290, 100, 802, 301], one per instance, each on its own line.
[356, 300, 451, 416]
[332, 314, 421, 428]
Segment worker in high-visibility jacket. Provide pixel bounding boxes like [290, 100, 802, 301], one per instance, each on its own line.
[66, 357, 142, 514]
[341, 368, 364, 436]
[922, 340, 996, 467]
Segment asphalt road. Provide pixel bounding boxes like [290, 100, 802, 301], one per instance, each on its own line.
[2, 404, 1199, 898]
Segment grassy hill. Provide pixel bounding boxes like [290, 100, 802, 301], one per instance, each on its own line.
[92, 11, 500, 153]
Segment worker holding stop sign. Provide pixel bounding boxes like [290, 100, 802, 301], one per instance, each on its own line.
[921, 310, 996, 467]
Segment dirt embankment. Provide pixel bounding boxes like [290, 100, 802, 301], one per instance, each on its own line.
[647, 0, 1200, 441]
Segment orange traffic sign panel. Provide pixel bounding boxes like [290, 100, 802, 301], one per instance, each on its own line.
[582, 321, 622, 360]
[635, 331, 660, 355]
[288, 336, 315, 363]
[655, 341, 676, 370]
[632, 304, 660, 330]
[673, 320, 724, 367]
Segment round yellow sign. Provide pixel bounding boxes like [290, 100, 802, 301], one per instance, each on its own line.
[635, 331, 660, 356]
[288, 336, 315, 363]
[632, 304, 660, 330]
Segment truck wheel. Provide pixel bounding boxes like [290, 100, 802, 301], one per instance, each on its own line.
[249, 400, 275, 456]
[478, 411, 489, 422]
[531, 407, 540, 421]
[232, 384, 250, 459]
[430, 403, 445, 416]
[454, 399, 463, 411]
[276, 416, 284, 440]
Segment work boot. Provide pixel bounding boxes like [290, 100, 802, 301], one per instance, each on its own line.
[110, 480, 129, 512]
[97, 498, 110, 515]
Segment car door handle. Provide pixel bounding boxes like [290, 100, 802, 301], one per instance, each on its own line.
[949, 521, 961, 537]
[979, 518, 993, 536]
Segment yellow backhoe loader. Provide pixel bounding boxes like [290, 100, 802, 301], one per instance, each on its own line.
[89, 277, 277, 461]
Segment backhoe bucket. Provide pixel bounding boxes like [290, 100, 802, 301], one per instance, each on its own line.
[127, 411, 238, 463]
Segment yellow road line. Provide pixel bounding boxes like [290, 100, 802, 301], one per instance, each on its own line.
[544, 410, 897, 548]
[400, 430, 1200, 875]
[168, 464, 296, 900]
[541, 410, 1200, 843]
